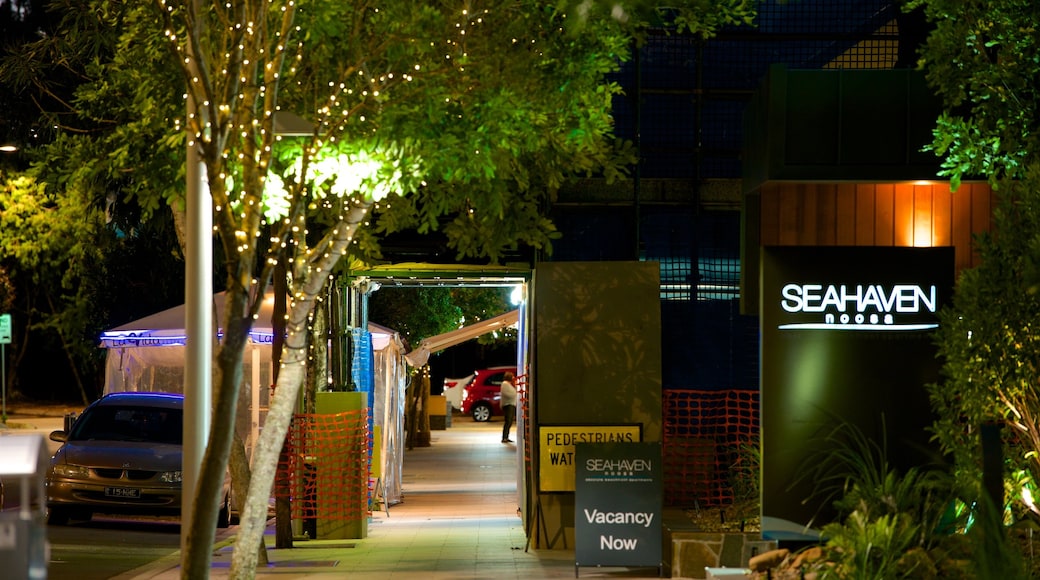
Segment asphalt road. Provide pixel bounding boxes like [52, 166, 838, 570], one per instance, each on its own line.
[47, 516, 182, 580]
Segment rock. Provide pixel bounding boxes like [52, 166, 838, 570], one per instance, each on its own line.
[791, 545, 823, 569]
[748, 548, 789, 571]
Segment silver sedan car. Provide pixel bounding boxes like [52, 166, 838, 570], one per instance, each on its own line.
[46, 391, 231, 527]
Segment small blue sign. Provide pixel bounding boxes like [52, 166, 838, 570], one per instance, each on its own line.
[0, 314, 11, 345]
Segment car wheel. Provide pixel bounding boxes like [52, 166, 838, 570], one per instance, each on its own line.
[47, 506, 71, 526]
[217, 493, 231, 528]
[471, 402, 492, 422]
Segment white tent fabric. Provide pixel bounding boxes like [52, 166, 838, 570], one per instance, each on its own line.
[97, 292, 407, 503]
[403, 309, 519, 367]
[99, 290, 276, 396]
[100, 290, 276, 347]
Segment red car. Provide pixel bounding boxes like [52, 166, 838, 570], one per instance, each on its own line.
[459, 366, 517, 422]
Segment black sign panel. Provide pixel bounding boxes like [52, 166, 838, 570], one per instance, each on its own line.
[760, 246, 953, 538]
[575, 442, 662, 570]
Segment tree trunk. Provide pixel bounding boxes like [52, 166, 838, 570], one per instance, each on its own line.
[229, 206, 369, 579]
[182, 289, 253, 579]
[45, 293, 91, 405]
[9, 295, 33, 399]
[272, 261, 293, 549]
[229, 431, 268, 567]
[417, 371, 430, 447]
[229, 303, 310, 579]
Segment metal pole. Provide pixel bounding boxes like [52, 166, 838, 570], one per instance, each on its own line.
[2, 343, 6, 424]
[182, 92, 213, 555]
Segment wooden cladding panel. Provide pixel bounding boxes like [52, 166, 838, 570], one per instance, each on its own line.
[877, 184, 897, 246]
[931, 185, 952, 250]
[854, 184, 875, 245]
[835, 184, 856, 245]
[758, 181, 994, 274]
[817, 184, 837, 245]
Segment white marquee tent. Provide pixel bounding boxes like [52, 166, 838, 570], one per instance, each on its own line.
[98, 291, 409, 504]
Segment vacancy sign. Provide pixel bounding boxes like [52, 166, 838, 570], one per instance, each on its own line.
[574, 441, 662, 573]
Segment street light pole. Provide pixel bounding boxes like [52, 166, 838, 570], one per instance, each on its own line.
[181, 104, 310, 558]
[182, 97, 212, 556]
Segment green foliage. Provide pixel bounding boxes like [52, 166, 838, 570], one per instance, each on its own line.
[368, 286, 514, 348]
[798, 419, 955, 537]
[1, 1, 185, 221]
[729, 437, 760, 503]
[0, 266, 13, 313]
[556, 0, 756, 38]
[911, 0, 1040, 189]
[909, 2, 1040, 573]
[818, 511, 929, 580]
[790, 422, 977, 580]
[929, 177, 1040, 525]
[792, 419, 1033, 579]
[0, 170, 111, 400]
[368, 287, 462, 348]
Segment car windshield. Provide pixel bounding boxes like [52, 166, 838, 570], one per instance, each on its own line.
[69, 405, 183, 445]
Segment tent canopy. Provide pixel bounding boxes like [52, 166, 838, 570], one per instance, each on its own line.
[100, 290, 275, 348]
[404, 309, 518, 367]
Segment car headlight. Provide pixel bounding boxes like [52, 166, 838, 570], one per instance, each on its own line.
[52, 464, 91, 479]
[159, 470, 182, 484]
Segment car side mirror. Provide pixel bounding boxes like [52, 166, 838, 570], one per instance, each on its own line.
[49, 430, 68, 443]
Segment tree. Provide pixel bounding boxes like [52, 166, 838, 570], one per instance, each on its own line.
[912, 0, 1040, 523]
[0, 0, 192, 404]
[5, 1, 758, 577]
[0, 172, 105, 404]
[157, 3, 640, 577]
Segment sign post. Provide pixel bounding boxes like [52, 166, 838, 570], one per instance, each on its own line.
[574, 441, 662, 577]
[0, 313, 11, 423]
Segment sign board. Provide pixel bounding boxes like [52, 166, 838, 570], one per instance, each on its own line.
[575, 442, 662, 571]
[0, 314, 10, 345]
[760, 246, 953, 539]
[538, 425, 641, 492]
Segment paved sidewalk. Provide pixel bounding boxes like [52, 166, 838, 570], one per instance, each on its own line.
[119, 418, 664, 579]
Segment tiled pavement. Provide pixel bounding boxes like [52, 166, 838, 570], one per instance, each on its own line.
[122, 418, 665, 579]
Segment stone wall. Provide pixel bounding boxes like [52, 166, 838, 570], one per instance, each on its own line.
[665, 531, 775, 579]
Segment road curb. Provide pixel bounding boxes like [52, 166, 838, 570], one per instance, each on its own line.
[109, 526, 239, 580]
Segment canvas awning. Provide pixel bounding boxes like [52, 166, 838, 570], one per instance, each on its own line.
[404, 310, 519, 367]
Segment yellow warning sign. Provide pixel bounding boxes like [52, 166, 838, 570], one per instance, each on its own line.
[538, 425, 642, 492]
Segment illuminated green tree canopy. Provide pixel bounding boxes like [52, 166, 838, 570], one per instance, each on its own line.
[914, 0, 1040, 528]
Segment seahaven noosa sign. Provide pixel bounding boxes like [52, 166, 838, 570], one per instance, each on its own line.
[779, 283, 938, 330]
[575, 442, 662, 572]
[760, 246, 954, 540]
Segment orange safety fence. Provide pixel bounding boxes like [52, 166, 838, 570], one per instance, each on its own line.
[663, 389, 759, 508]
[275, 409, 371, 521]
[515, 373, 529, 462]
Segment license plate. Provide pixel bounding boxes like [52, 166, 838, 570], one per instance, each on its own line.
[105, 487, 141, 499]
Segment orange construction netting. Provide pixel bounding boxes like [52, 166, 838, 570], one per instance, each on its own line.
[275, 409, 371, 522]
[663, 389, 759, 508]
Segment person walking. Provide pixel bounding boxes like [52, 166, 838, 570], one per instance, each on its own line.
[500, 372, 517, 443]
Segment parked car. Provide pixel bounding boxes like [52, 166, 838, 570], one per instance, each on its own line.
[45, 391, 233, 527]
[460, 366, 517, 422]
